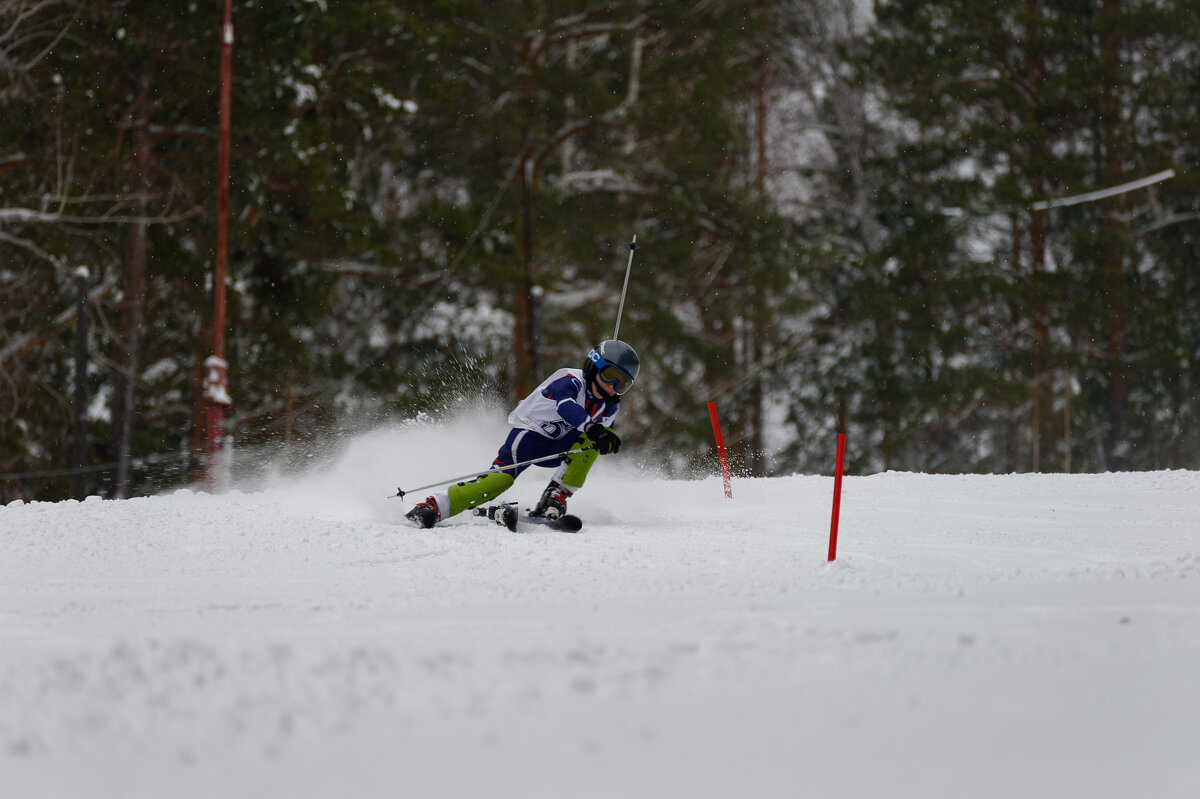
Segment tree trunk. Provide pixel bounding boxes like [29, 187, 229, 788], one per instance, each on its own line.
[112, 124, 150, 498]
[1024, 0, 1049, 472]
[513, 143, 536, 398]
[745, 34, 768, 476]
[73, 267, 90, 500]
[1030, 207, 1048, 473]
[188, 351, 207, 482]
[746, 321, 766, 476]
[1100, 0, 1129, 469]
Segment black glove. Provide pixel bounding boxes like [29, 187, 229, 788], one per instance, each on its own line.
[585, 423, 621, 455]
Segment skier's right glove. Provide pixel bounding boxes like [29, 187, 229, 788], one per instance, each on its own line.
[585, 423, 621, 455]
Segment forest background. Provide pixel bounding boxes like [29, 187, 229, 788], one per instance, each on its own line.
[2, 0, 1198, 503]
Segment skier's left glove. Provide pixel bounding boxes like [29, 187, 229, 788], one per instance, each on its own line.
[585, 423, 621, 455]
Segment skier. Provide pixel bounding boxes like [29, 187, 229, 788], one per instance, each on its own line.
[405, 339, 640, 529]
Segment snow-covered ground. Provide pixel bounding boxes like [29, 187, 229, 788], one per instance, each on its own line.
[3, 419, 1199, 798]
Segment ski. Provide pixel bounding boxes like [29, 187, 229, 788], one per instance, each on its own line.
[472, 503, 583, 533]
[520, 512, 583, 533]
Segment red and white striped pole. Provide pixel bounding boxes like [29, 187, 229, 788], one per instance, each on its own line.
[828, 432, 846, 561]
[707, 401, 732, 499]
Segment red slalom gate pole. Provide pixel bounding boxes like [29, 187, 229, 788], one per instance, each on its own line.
[828, 432, 846, 562]
[707, 400, 733, 499]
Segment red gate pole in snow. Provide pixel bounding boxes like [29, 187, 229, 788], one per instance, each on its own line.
[707, 401, 732, 499]
[828, 432, 846, 561]
[830, 431, 849, 556]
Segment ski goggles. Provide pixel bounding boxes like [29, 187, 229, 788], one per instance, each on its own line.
[589, 350, 636, 395]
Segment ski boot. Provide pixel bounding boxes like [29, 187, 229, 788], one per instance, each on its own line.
[405, 496, 441, 529]
[531, 481, 571, 521]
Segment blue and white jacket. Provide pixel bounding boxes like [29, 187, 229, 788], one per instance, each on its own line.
[507, 368, 618, 441]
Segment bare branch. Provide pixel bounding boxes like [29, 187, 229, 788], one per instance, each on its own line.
[0, 1, 76, 92]
[0, 206, 193, 225]
[0, 270, 118, 368]
[527, 12, 650, 62]
[1137, 212, 1200, 236]
[531, 105, 628, 176]
[0, 152, 31, 170]
[0, 229, 58, 264]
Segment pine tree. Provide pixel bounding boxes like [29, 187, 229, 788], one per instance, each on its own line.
[858, 0, 1199, 472]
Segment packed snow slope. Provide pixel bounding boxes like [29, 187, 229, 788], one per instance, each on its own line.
[2, 419, 1200, 799]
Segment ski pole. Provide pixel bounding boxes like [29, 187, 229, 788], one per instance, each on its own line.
[393, 446, 597, 499]
[613, 235, 638, 340]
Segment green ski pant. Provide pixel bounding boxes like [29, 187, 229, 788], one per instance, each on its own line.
[446, 437, 599, 518]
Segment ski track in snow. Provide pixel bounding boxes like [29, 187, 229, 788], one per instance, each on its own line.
[2, 424, 1200, 798]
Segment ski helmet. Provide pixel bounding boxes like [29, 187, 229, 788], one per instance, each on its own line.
[583, 339, 640, 396]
